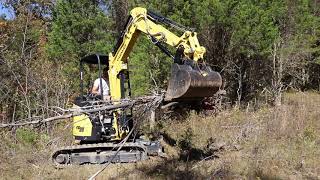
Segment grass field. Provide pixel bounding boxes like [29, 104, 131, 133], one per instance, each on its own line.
[1, 92, 319, 179]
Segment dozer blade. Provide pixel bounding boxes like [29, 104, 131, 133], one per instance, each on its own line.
[165, 63, 222, 101]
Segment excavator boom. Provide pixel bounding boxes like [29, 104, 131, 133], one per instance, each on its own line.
[109, 7, 222, 102]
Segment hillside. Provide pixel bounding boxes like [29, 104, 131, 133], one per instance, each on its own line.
[1, 92, 319, 179]
[0, 1, 320, 179]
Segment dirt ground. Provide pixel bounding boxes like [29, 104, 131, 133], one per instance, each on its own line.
[1, 92, 320, 179]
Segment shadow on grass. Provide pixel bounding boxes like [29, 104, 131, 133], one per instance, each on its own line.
[111, 158, 207, 179]
[138, 159, 206, 179]
[112, 132, 223, 179]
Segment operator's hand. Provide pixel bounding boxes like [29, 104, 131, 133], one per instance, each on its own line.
[104, 95, 112, 101]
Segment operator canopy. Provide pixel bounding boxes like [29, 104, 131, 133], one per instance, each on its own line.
[80, 54, 109, 67]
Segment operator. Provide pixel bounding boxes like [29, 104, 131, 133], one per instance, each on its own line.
[91, 67, 111, 101]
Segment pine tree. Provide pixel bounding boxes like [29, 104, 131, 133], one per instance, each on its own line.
[46, 0, 115, 91]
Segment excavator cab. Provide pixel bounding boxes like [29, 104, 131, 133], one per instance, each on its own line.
[78, 54, 109, 103]
[72, 54, 115, 143]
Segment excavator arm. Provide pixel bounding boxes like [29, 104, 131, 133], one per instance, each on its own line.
[108, 7, 221, 101]
[110, 7, 205, 64]
[108, 7, 222, 140]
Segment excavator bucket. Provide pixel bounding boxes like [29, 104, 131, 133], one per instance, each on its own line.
[165, 63, 222, 101]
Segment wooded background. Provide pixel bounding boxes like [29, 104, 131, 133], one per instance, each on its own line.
[0, 0, 319, 124]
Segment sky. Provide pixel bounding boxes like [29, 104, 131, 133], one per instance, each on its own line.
[0, 2, 15, 20]
[0, 2, 109, 20]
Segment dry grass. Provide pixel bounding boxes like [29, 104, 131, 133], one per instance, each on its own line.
[0, 92, 320, 179]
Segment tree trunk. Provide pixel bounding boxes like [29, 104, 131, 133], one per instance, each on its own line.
[112, 0, 128, 37]
[272, 41, 283, 106]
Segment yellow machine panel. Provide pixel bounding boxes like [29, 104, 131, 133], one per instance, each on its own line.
[72, 114, 92, 137]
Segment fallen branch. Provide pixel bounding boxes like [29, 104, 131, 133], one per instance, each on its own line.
[0, 102, 134, 128]
[0, 94, 164, 128]
[0, 114, 74, 128]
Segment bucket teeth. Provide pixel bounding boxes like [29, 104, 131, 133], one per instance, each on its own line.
[165, 63, 222, 101]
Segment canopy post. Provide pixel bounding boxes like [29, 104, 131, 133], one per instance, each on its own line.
[80, 61, 84, 100]
[96, 54, 103, 100]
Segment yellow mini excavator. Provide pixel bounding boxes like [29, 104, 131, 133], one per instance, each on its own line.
[51, 7, 222, 165]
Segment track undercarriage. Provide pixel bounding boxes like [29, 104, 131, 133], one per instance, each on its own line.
[52, 140, 162, 166]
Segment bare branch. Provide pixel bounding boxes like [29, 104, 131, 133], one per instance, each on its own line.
[0, 94, 165, 128]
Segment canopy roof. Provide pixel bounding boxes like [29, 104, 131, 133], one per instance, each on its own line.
[80, 54, 109, 66]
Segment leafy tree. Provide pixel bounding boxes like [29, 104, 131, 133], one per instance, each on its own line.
[1, 0, 320, 125]
[46, 0, 115, 92]
[0, 1, 69, 125]
[278, 0, 320, 90]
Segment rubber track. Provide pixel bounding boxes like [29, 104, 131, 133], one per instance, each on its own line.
[52, 142, 148, 167]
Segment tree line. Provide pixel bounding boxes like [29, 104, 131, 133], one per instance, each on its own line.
[0, 0, 319, 124]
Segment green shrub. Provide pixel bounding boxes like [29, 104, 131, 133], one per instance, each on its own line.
[178, 127, 194, 151]
[303, 126, 316, 142]
[16, 128, 39, 145]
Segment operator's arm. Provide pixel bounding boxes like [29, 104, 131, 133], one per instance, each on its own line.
[91, 79, 99, 95]
[104, 83, 111, 101]
[91, 79, 112, 101]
